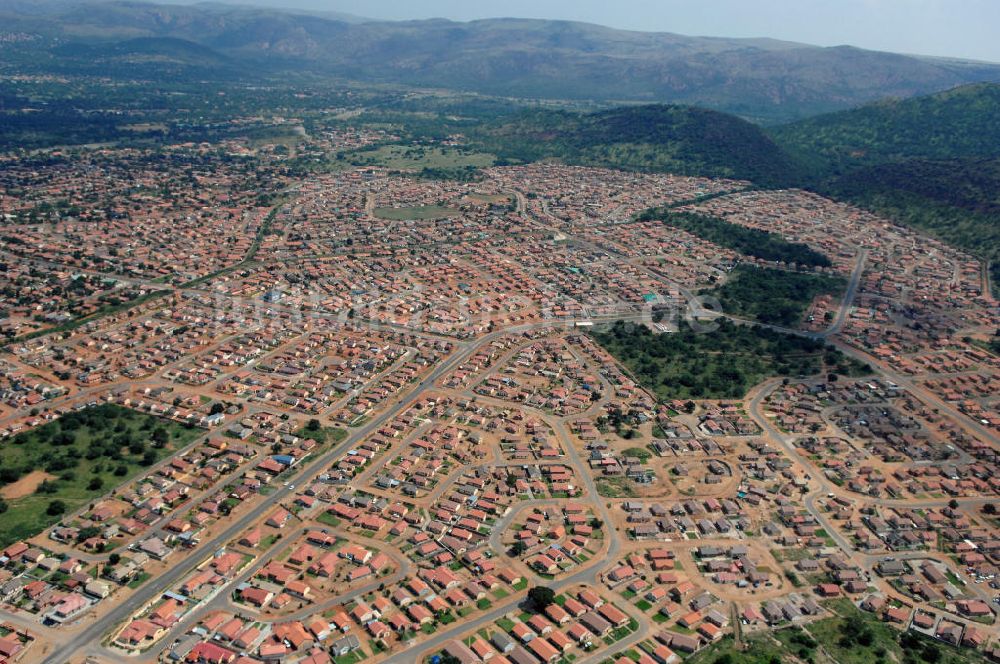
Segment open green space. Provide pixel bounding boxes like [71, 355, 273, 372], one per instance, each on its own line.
[317, 512, 342, 528]
[686, 634, 787, 664]
[708, 265, 846, 327]
[344, 144, 496, 180]
[464, 193, 512, 205]
[687, 600, 986, 664]
[968, 332, 1000, 357]
[333, 651, 365, 664]
[296, 421, 349, 446]
[0, 404, 202, 547]
[622, 447, 652, 462]
[688, 600, 988, 664]
[128, 571, 153, 589]
[596, 476, 638, 498]
[592, 319, 868, 400]
[811, 599, 984, 664]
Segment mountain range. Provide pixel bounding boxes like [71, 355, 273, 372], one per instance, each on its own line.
[3, 0, 1000, 122]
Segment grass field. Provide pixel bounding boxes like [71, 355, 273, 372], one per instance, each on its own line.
[296, 424, 348, 447]
[596, 476, 638, 498]
[348, 145, 495, 171]
[463, 193, 512, 205]
[374, 205, 461, 221]
[685, 634, 788, 664]
[0, 404, 203, 546]
[246, 126, 307, 149]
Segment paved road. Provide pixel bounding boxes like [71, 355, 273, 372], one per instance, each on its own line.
[826, 338, 997, 444]
[822, 249, 867, 337]
[747, 378, 998, 605]
[744, 383, 855, 556]
[51, 316, 618, 663]
[144, 525, 413, 662]
[381, 250, 991, 663]
[43, 325, 516, 664]
[982, 260, 994, 303]
[384, 366, 625, 664]
[33, 241, 998, 663]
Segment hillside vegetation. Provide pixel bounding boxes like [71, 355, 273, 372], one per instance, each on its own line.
[497, 85, 1000, 294]
[771, 83, 1000, 170]
[822, 158, 1000, 269]
[1, 3, 997, 290]
[771, 83, 1000, 292]
[465, 85, 999, 293]
[473, 106, 802, 184]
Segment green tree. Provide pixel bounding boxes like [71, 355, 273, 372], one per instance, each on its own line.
[151, 427, 169, 447]
[527, 586, 556, 611]
[37, 479, 59, 494]
[76, 526, 101, 542]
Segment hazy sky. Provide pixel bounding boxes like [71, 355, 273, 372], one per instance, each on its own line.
[177, 0, 1000, 62]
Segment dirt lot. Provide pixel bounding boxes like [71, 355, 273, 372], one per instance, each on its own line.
[0, 470, 56, 499]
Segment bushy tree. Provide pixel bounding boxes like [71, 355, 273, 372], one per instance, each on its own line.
[527, 586, 555, 611]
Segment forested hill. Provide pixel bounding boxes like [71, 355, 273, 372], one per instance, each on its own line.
[471, 105, 803, 185]
[478, 87, 1000, 293]
[770, 83, 1000, 172]
[465, 90, 999, 293]
[769, 83, 1000, 291]
[819, 158, 1000, 279]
